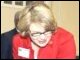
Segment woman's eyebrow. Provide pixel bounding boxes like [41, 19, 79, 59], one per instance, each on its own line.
[31, 31, 46, 34]
[32, 32, 43, 34]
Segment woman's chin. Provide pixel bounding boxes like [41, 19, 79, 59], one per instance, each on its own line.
[37, 42, 48, 47]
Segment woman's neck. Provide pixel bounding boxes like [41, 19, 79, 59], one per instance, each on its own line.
[31, 42, 40, 59]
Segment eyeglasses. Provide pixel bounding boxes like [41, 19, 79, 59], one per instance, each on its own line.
[30, 30, 53, 38]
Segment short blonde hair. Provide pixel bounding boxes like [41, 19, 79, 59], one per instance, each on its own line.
[17, 2, 57, 36]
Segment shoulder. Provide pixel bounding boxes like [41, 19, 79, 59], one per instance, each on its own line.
[1, 28, 17, 38]
[1, 28, 17, 44]
[52, 27, 74, 44]
[55, 27, 73, 37]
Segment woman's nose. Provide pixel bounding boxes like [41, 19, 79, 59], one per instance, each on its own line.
[40, 34, 46, 40]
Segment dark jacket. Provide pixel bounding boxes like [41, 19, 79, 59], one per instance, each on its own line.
[1, 28, 17, 59]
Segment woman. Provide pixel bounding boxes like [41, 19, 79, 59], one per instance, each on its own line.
[12, 2, 76, 59]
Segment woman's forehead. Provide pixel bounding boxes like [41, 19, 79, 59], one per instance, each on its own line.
[29, 23, 46, 33]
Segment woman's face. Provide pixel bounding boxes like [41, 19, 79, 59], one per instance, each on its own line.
[29, 23, 52, 47]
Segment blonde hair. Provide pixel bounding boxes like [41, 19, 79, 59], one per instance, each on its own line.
[17, 2, 57, 36]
